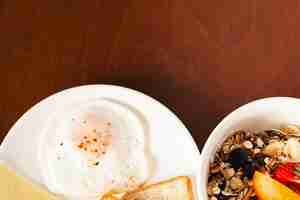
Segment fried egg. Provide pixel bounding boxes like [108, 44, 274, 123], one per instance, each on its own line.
[39, 99, 151, 199]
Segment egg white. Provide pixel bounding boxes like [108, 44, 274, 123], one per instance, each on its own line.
[39, 99, 152, 200]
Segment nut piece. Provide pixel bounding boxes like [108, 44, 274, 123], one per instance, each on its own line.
[210, 163, 222, 174]
[264, 157, 271, 165]
[210, 196, 218, 200]
[285, 138, 300, 161]
[264, 157, 278, 171]
[280, 124, 300, 136]
[263, 141, 284, 157]
[211, 185, 221, 195]
[207, 182, 221, 196]
[222, 168, 235, 179]
[222, 144, 232, 154]
[207, 184, 214, 196]
[243, 141, 253, 149]
[256, 138, 264, 148]
[253, 148, 261, 154]
[230, 177, 244, 190]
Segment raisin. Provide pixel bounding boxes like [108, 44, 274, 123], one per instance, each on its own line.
[254, 153, 266, 167]
[243, 161, 256, 178]
[219, 181, 226, 190]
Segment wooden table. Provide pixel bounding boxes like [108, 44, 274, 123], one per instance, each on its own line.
[2, 0, 300, 150]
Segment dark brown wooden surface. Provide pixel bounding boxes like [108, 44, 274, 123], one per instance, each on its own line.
[2, 0, 300, 150]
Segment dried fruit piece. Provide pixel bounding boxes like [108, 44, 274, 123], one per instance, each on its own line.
[263, 141, 284, 157]
[210, 163, 222, 174]
[243, 161, 257, 178]
[285, 138, 300, 162]
[228, 148, 249, 169]
[254, 153, 265, 166]
[273, 163, 300, 189]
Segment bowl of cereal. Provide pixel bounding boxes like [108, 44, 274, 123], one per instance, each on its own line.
[199, 97, 300, 200]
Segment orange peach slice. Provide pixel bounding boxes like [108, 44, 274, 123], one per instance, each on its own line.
[253, 171, 300, 200]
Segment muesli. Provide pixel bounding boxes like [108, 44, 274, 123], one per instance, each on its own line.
[207, 125, 300, 200]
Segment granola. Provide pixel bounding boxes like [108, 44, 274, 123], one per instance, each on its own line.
[207, 124, 300, 200]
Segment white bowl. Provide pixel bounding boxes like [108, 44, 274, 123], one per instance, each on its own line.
[198, 97, 300, 200]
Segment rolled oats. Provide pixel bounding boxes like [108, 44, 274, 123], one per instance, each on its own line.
[242, 141, 253, 149]
[230, 177, 244, 190]
[212, 186, 221, 195]
[253, 148, 261, 154]
[255, 137, 264, 148]
[222, 168, 235, 180]
[280, 124, 300, 136]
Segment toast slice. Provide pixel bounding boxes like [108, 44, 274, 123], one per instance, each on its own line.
[102, 194, 119, 200]
[122, 176, 193, 200]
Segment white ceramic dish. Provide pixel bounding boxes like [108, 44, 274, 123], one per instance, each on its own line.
[0, 85, 201, 199]
[199, 97, 300, 200]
